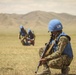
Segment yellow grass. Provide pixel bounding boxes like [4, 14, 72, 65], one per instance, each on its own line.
[0, 25, 76, 75]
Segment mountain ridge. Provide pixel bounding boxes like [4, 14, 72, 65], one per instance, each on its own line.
[0, 11, 76, 29]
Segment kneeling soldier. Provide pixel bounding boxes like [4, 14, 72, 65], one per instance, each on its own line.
[37, 19, 73, 75]
[19, 25, 27, 45]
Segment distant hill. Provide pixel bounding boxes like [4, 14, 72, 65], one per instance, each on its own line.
[0, 11, 76, 29]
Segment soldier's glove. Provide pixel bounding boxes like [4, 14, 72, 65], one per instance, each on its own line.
[40, 58, 48, 65]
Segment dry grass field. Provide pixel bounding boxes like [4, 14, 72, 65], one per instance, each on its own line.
[0, 25, 76, 75]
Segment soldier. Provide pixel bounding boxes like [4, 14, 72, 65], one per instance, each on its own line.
[37, 19, 73, 75]
[19, 25, 28, 45]
[27, 29, 35, 46]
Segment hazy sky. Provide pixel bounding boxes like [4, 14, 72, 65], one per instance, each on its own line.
[0, 0, 76, 15]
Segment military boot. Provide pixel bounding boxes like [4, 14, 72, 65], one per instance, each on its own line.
[61, 67, 70, 75]
[37, 64, 51, 75]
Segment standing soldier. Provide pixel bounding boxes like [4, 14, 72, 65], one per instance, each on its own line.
[37, 19, 73, 75]
[27, 29, 35, 46]
[19, 25, 27, 45]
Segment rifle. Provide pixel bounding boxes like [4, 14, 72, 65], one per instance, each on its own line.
[35, 35, 54, 74]
[35, 43, 49, 73]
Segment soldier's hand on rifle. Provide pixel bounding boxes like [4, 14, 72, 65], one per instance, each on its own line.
[40, 58, 47, 64]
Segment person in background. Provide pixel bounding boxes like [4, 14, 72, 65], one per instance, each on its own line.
[27, 29, 35, 46]
[37, 19, 73, 75]
[19, 25, 28, 45]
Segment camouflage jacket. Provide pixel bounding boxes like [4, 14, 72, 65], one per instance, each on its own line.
[45, 35, 73, 60]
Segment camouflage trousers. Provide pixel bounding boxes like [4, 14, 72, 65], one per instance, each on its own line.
[39, 47, 73, 69]
[27, 38, 35, 45]
[20, 36, 27, 45]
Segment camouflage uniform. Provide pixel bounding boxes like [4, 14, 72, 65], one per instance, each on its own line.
[38, 19, 73, 75]
[19, 28, 27, 45]
[39, 36, 73, 74]
[27, 30, 35, 46]
[20, 35, 28, 45]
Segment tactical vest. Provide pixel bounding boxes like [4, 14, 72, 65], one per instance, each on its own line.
[28, 31, 35, 39]
[20, 30, 26, 36]
[51, 32, 73, 58]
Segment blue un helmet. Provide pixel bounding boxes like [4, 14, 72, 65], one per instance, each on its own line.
[27, 29, 31, 34]
[48, 19, 63, 32]
[20, 25, 24, 29]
